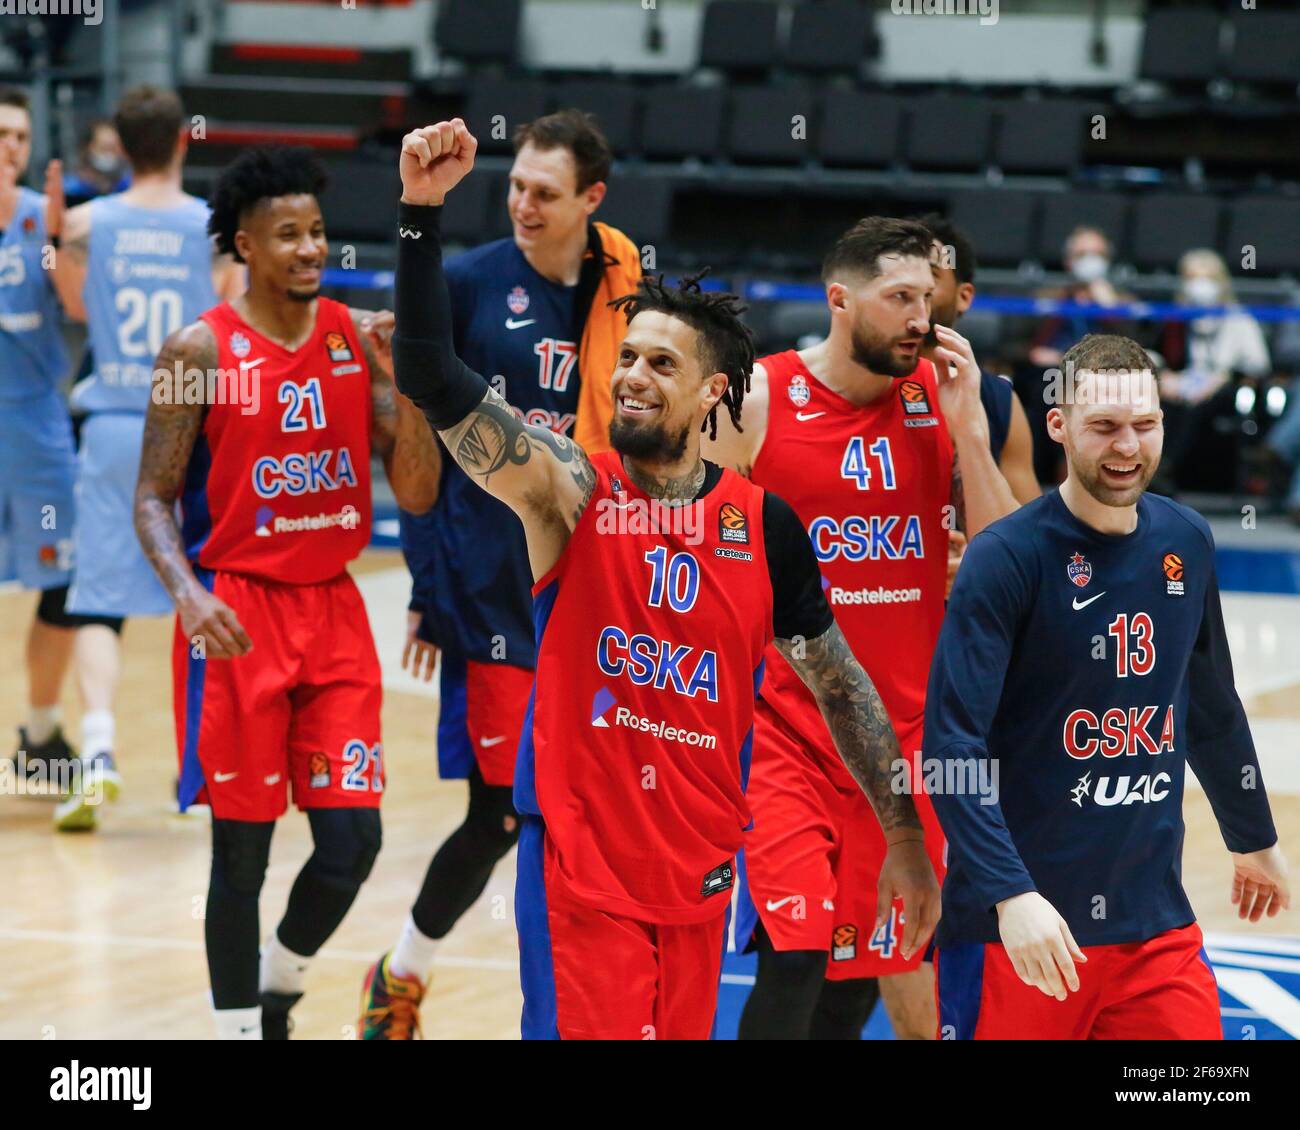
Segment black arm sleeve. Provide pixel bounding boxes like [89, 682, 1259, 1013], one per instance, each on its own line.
[391, 202, 490, 430]
[763, 491, 835, 642]
[1185, 562, 1278, 854]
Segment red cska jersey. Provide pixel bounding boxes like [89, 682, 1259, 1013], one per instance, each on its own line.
[517, 450, 774, 924]
[752, 351, 953, 784]
[181, 299, 372, 584]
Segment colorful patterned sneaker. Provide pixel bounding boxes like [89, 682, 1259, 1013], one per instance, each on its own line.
[357, 952, 425, 1040]
[52, 752, 121, 832]
[261, 991, 303, 1040]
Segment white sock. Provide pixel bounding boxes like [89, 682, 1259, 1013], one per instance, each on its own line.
[213, 1005, 262, 1040]
[26, 705, 60, 746]
[80, 709, 114, 761]
[389, 913, 439, 982]
[260, 932, 311, 996]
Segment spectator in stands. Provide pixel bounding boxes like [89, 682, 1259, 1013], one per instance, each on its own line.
[1265, 394, 1300, 524]
[1156, 249, 1270, 493]
[62, 119, 129, 206]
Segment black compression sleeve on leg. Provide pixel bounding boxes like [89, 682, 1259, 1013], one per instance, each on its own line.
[736, 921, 826, 1040]
[392, 202, 490, 430]
[207, 819, 274, 1010]
[410, 766, 519, 940]
[810, 976, 880, 1040]
[275, 808, 382, 958]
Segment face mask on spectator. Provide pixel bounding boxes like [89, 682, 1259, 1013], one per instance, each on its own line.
[1071, 253, 1109, 283]
[1184, 276, 1222, 307]
[87, 150, 124, 178]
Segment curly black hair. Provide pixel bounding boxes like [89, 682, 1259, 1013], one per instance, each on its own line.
[207, 146, 328, 263]
[608, 270, 754, 440]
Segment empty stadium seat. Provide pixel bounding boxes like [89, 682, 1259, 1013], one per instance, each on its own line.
[1129, 193, 1222, 272]
[318, 160, 402, 243]
[1227, 13, 1300, 88]
[435, 0, 522, 66]
[994, 100, 1093, 175]
[817, 91, 904, 169]
[1138, 8, 1222, 87]
[785, 1, 877, 76]
[462, 77, 548, 155]
[440, 168, 501, 246]
[726, 87, 816, 165]
[640, 85, 726, 161]
[550, 79, 640, 156]
[698, 1, 780, 76]
[597, 174, 675, 249]
[1038, 193, 1129, 265]
[905, 95, 996, 172]
[1223, 196, 1300, 276]
[949, 189, 1040, 267]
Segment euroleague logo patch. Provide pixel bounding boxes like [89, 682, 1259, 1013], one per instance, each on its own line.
[1067, 551, 1092, 588]
[899, 379, 931, 415]
[787, 373, 811, 408]
[719, 502, 749, 545]
[831, 923, 858, 961]
[1163, 551, 1185, 597]
[308, 752, 331, 789]
[324, 331, 353, 363]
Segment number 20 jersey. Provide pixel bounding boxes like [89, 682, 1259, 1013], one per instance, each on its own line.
[517, 451, 774, 924]
[752, 351, 953, 783]
[182, 299, 372, 584]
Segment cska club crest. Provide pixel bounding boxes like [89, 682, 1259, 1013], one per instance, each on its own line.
[1067, 551, 1092, 588]
[507, 286, 530, 315]
[788, 374, 811, 407]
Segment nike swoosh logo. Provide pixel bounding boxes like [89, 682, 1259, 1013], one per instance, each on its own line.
[1072, 591, 1107, 610]
[213, 771, 238, 783]
[505, 318, 535, 330]
[264, 774, 282, 786]
[795, 411, 825, 421]
[479, 736, 507, 748]
[765, 896, 797, 912]
[238, 357, 266, 371]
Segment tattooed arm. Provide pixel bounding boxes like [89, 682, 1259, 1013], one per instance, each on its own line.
[391, 120, 596, 576]
[134, 322, 252, 659]
[353, 307, 440, 516]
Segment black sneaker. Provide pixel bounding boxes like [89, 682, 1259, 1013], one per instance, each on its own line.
[13, 726, 78, 790]
[261, 991, 303, 1040]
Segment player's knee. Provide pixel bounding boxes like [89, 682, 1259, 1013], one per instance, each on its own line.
[211, 819, 274, 897]
[465, 781, 521, 857]
[306, 808, 383, 888]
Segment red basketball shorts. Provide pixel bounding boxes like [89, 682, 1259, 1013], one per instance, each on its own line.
[936, 922, 1222, 1040]
[739, 697, 946, 979]
[173, 569, 384, 821]
[464, 659, 534, 787]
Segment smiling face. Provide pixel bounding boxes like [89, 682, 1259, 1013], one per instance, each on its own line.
[1049, 370, 1163, 507]
[831, 254, 933, 378]
[235, 194, 327, 302]
[0, 103, 31, 187]
[608, 310, 728, 463]
[507, 143, 602, 256]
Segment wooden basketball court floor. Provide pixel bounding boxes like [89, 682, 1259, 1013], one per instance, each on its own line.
[2, 548, 1298, 1040]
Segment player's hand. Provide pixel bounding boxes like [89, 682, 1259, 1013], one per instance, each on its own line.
[876, 838, 940, 961]
[360, 309, 395, 377]
[945, 528, 967, 599]
[995, 891, 1087, 1001]
[399, 120, 477, 207]
[931, 325, 989, 444]
[402, 608, 438, 682]
[1230, 843, 1291, 922]
[44, 158, 65, 240]
[178, 589, 252, 660]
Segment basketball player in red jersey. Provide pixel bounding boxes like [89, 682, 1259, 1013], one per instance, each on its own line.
[706, 217, 1020, 1040]
[392, 120, 939, 1039]
[134, 147, 438, 1040]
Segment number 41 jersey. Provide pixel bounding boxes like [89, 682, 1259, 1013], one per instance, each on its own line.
[518, 452, 775, 925]
[182, 299, 372, 584]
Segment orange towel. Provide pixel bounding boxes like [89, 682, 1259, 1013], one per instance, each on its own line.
[574, 222, 643, 455]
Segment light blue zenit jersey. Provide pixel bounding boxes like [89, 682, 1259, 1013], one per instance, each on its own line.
[0, 187, 68, 405]
[75, 193, 216, 414]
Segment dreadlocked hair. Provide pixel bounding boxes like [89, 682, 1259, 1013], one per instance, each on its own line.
[608, 268, 755, 440]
